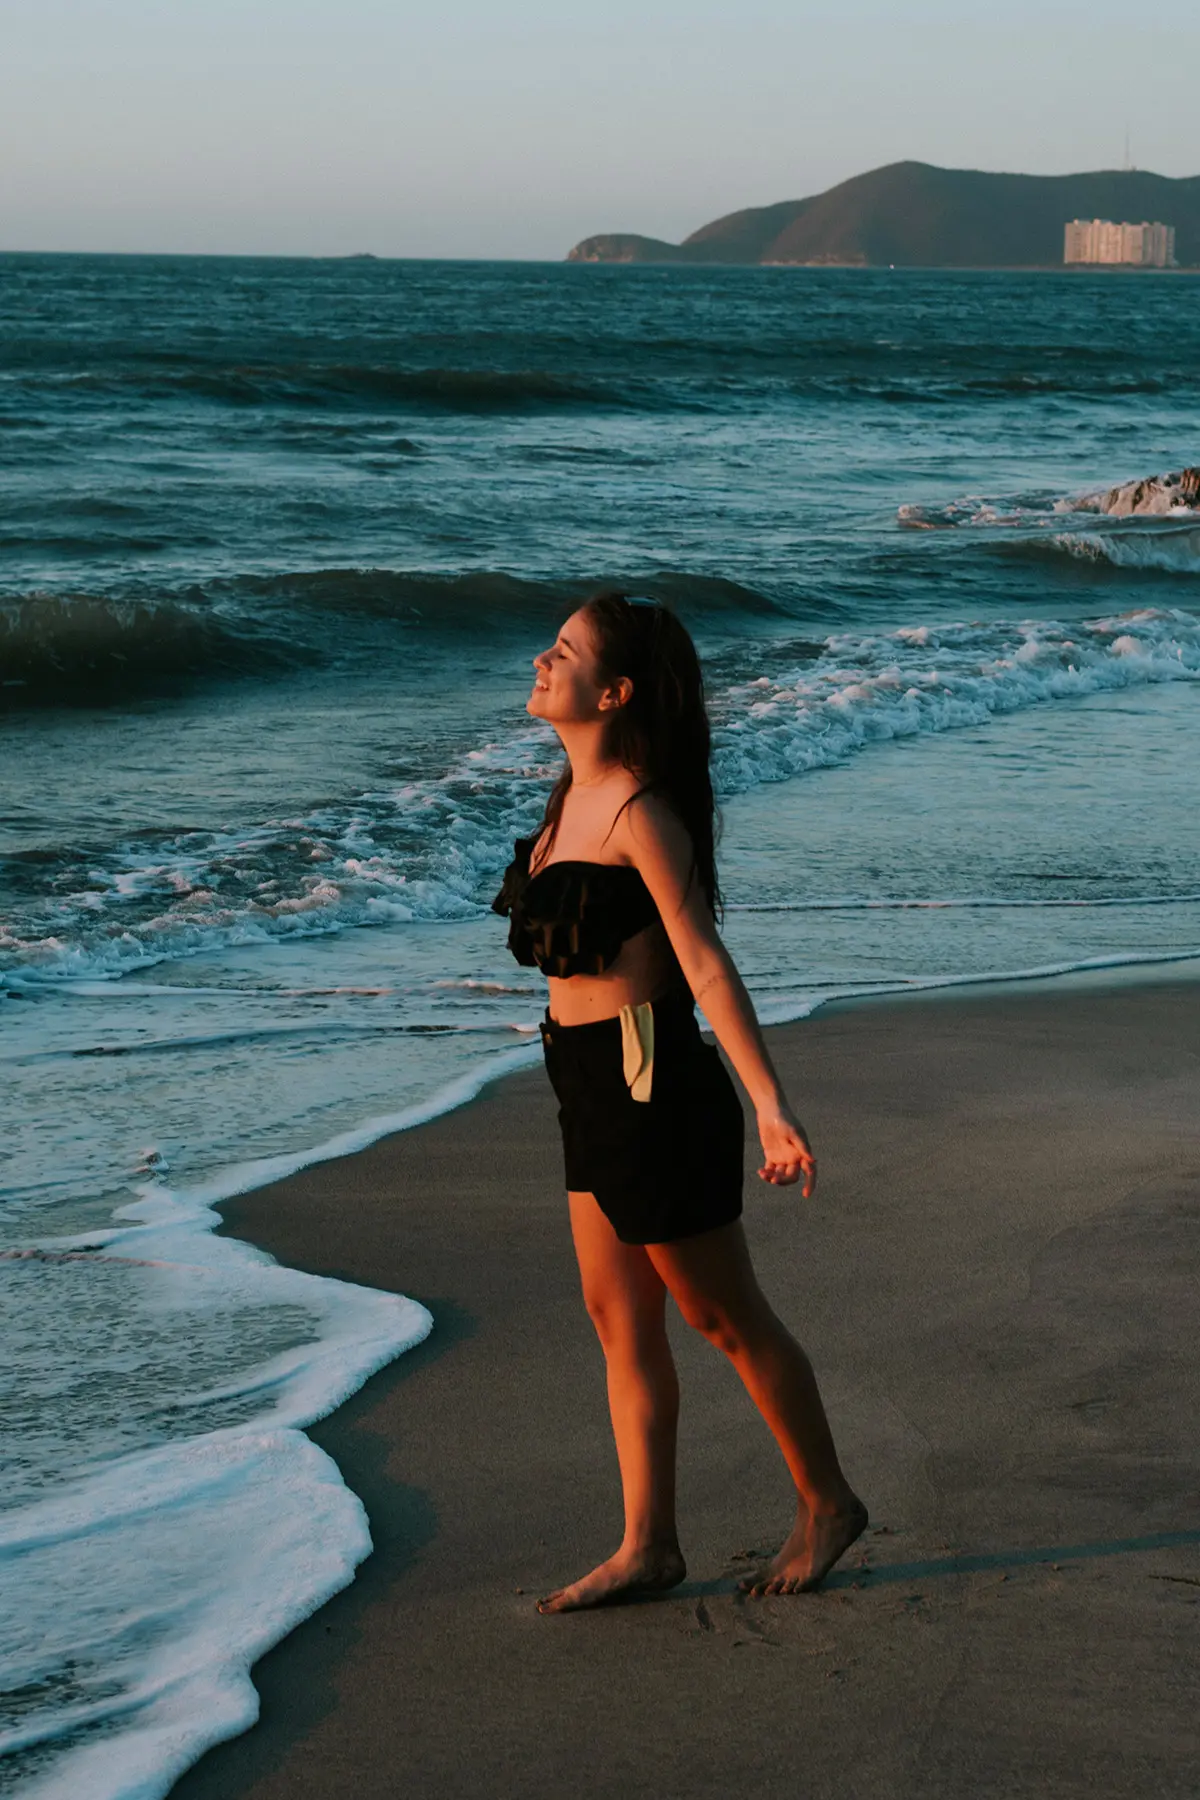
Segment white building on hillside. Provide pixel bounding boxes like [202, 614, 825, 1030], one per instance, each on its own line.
[1064, 219, 1177, 266]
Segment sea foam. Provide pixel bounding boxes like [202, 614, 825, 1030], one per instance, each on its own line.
[712, 607, 1200, 791]
[1042, 527, 1200, 577]
[1, 1164, 431, 1800]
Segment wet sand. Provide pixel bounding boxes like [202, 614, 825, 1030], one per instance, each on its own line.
[174, 973, 1200, 1800]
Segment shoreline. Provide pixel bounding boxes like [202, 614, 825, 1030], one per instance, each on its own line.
[172, 963, 1200, 1800]
[816, 948, 1200, 1015]
[161, 947, 1200, 1224]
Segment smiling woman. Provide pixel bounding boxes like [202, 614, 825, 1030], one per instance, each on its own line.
[492, 592, 868, 1610]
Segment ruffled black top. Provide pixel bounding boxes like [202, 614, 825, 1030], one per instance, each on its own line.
[492, 837, 661, 977]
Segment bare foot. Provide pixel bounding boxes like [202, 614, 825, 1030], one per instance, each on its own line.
[739, 1500, 868, 1596]
[537, 1545, 686, 1614]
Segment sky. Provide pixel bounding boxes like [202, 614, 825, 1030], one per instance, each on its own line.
[1, 0, 1197, 258]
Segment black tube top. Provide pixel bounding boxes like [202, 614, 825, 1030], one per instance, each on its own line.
[492, 837, 661, 977]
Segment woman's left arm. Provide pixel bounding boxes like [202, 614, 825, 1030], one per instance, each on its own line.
[620, 796, 816, 1196]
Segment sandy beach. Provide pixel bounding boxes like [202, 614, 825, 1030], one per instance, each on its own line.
[173, 971, 1200, 1800]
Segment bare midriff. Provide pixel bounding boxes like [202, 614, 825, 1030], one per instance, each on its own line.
[545, 922, 679, 1026]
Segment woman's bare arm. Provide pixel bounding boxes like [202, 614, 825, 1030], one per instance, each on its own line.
[616, 795, 816, 1194]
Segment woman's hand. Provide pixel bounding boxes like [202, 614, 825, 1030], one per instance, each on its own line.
[756, 1104, 817, 1197]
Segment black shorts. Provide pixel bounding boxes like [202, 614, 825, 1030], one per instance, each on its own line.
[540, 990, 745, 1246]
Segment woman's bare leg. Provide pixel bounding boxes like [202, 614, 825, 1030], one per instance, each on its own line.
[538, 1192, 687, 1613]
[648, 1220, 866, 1595]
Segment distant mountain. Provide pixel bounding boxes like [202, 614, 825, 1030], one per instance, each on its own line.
[567, 162, 1200, 268]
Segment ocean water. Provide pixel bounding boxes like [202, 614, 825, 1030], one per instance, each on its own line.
[3, 256, 1200, 1796]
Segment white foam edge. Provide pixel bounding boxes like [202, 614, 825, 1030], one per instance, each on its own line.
[1, 1247, 431, 1798]
[4, 1431, 382, 1800]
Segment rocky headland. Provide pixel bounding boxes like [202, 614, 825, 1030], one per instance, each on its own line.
[567, 161, 1200, 268]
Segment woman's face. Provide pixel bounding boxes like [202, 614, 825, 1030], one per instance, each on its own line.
[528, 608, 617, 723]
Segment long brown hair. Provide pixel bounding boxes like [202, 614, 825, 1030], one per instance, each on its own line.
[537, 592, 722, 915]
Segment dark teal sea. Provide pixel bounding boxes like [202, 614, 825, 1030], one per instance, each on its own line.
[2, 257, 1199, 1796]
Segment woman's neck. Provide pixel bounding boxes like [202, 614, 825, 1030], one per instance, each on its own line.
[554, 721, 622, 789]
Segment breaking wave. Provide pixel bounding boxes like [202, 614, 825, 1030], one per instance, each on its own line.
[235, 566, 793, 626]
[0, 591, 308, 705]
[897, 470, 1200, 578]
[1013, 529, 1200, 578]
[5, 605, 1198, 990]
[710, 606, 1200, 791]
[0, 571, 797, 706]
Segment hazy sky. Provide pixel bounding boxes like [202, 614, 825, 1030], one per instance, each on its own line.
[2, 0, 1196, 258]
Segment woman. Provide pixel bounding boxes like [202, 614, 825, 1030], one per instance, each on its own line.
[493, 593, 866, 1613]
